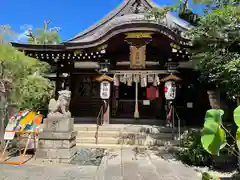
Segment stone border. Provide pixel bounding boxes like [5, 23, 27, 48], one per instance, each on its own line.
[95, 150, 109, 180]
[38, 131, 77, 140]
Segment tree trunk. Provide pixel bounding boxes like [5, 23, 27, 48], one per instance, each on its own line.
[236, 96, 240, 106]
[207, 90, 221, 109]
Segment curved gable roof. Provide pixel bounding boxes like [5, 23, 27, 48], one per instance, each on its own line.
[68, 0, 157, 42]
[67, 0, 191, 44]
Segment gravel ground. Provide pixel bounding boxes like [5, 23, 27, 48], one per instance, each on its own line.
[70, 148, 104, 166]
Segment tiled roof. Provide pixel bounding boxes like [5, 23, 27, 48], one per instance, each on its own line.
[66, 0, 191, 43]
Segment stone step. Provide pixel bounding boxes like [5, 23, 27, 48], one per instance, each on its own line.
[74, 125, 182, 146]
[74, 125, 122, 132]
[74, 124, 154, 132]
[145, 138, 180, 146]
[149, 126, 187, 134]
[77, 130, 119, 137]
[76, 137, 148, 145]
[148, 133, 175, 140]
[76, 143, 147, 149]
[76, 136, 179, 146]
[76, 137, 120, 144]
[74, 124, 185, 134]
[76, 130, 173, 140]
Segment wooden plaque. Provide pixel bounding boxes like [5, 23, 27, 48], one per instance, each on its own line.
[130, 45, 146, 69]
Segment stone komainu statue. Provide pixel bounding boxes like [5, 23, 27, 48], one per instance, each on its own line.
[47, 90, 71, 118]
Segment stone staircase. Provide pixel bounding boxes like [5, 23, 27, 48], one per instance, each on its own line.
[74, 124, 185, 149]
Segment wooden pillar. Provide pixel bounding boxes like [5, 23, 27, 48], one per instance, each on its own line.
[55, 62, 61, 98]
[111, 85, 118, 117]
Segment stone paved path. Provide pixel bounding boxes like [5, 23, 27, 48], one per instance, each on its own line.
[0, 163, 98, 180]
[99, 148, 202, 180]
[0, 148, 201, 180]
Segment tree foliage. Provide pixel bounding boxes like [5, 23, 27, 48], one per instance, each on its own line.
[19, 75, 54, 110]
[0, 25, 54, 111]
[27, 20, 61, 44]
[146, 0, 200, 25]
[192, 0, 239, 14]
[147, 0, 240, 97]
[185, 4, 240, 97]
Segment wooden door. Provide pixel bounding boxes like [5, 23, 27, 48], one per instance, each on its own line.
[70, 75, 102, 117]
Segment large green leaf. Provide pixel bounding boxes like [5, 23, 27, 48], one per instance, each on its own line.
[201, 109, 226, 155]
[201, 126, 226, 155]
[234, 106, 240, 127]
[236, 128, 240, 150]
[203, 109, 224, 127]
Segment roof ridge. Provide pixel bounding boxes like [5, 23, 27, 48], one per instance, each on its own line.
[67, 0, 158, 42]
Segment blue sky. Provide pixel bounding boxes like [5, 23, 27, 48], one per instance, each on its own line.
[0, 0, 204, 42]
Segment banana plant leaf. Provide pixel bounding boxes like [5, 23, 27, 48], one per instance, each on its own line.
[236, 128, 240, 151]
[203, 109, 224, 127]
[201, 109, 226, 155]
[234, 105, 240, 127]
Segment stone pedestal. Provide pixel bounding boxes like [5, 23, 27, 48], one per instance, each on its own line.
[35, 117, 77, 163]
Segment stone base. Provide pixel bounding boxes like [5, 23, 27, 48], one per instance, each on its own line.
[38, 131, 77, 140]
[36, 147, 76, 159]
[36, 130, 77, 163]
[38, 137, 76, 149]
[43, 117, 74, 132]
[35, 152, 77, 164]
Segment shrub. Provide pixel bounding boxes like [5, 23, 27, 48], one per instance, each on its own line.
[179, 127, 237, 167]
[18, 75, 54, 111]
[178, 129, 212, 166]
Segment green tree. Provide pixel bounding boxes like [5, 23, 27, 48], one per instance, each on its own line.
[147, 0, 240, 98]
[185, 4, 240, 97]
[0, 25, 54, 111]
[27, 20, 61, 44]
[19, 75, 54, 110]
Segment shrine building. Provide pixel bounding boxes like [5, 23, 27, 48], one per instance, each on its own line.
[11, 0, 210, 125]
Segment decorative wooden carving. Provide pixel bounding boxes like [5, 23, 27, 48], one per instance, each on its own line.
[125, 32, 152, 39]
[74, 50, 82, 55]
[74, 77, 100, 98]
[125, 32, 152, 69]
[97, 44, 108, 51]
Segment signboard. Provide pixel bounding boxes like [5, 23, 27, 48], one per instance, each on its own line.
[187, 102, 193, 108]
[129, 45, 146, 69]
[100, 81, 110, 99]
[143, 100, 150, 106]
[4, 131, 15, 140]
[164, 81, 176, 100]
